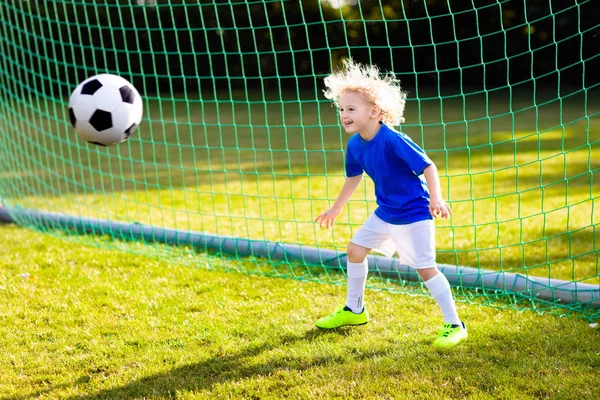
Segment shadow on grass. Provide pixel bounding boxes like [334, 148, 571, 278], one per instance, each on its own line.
[6, 328, 387, 400]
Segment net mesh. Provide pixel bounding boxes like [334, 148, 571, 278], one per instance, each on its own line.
[0, 0, 599, 319]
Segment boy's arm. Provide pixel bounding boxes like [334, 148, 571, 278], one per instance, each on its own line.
[315, 174, 363, 229]
[423, 163, 452, 219]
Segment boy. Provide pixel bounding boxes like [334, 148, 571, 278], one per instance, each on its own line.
[314, 59, 467, 348]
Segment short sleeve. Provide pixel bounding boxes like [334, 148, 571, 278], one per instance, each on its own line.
[345, 143, 363, 177]
[390, 133, 432, 175]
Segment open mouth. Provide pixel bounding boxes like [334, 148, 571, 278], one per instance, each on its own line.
[343, 121, 353, 127]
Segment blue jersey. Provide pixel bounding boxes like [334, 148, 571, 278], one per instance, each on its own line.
[345, 123, 433, 224]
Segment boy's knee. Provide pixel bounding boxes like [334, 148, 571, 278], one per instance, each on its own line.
[347, 242, 370, 263]
[417, 267, 439, 282]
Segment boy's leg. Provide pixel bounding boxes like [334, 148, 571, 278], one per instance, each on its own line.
[345, 243, 370, 313]
[315, 243, 371, 329]
[315, 214, 389, 329]
[419, 268, 460, 325]
[393, 220, 461, 324]
[392, 220, 467, 346]
[420, 269, 467, 347]
[343, 215, 390, 314]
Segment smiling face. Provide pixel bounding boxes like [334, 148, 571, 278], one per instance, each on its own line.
[338, 90, 381, 136]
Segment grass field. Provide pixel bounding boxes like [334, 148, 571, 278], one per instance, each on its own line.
[1, 223, 599, 399]
[1, 87, 599, 286]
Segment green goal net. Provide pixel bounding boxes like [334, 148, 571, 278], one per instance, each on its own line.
[0, 0, 599, 319]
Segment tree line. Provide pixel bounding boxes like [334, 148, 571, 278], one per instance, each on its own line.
[2, 0, 597, 96]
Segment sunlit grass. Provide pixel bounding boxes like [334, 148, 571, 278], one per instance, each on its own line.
[0, 223, 599, 399]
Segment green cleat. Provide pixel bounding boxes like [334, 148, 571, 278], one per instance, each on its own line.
[433, 322, 468, 348]
[315, 306, 369, 329]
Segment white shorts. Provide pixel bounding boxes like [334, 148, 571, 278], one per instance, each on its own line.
[350, 213, 436, 269]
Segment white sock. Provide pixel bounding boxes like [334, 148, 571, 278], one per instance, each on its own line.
[346, 260, 368, 313]
[424, 272, 461, 325]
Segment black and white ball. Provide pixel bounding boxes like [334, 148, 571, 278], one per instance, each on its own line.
[68, 74, 143, 146]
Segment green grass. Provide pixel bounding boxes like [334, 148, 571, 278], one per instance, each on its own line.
[1, 223, 599, 399]
[1, 88, 599, 284]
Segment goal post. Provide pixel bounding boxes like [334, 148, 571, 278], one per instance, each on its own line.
[1, 205, 599, 309]
[0, 0, 598, 319]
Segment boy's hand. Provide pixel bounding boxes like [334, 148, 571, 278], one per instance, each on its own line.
[315, 207, 342, 229]
[429, 198, 452, 219]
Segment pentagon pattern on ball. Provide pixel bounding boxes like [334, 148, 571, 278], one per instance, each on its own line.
[89, 109, 112, 132]
[119, 86, 135, 104]
[68, 108, 76, 127]
[80, 79, 103, 95]
[125, 123, 138, 138]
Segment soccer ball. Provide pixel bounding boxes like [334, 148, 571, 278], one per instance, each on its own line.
[68, 74, 143, 146]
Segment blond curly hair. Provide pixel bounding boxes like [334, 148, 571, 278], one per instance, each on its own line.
[323, 58, 408, 126]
